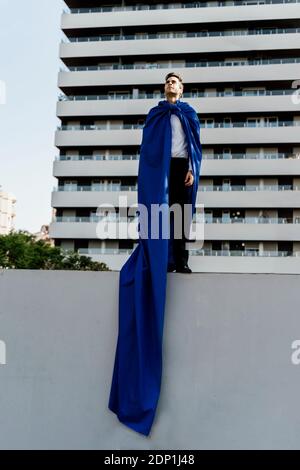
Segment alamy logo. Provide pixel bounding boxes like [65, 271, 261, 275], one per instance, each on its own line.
[0, 80, 6, 105]
[291, 340, 300, 365]
[0, 340, 6, 365]
[291, 80, 300, 105]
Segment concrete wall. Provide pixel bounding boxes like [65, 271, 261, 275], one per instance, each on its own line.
[0, 269, 300, 449]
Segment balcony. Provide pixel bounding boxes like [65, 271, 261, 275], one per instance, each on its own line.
[53, 156, 300, 178]
[54, 151, 299, 161]
[55, 125, 300, 148]
[51, 186, 300, 208]
[51, 188, 137, 207]
[64, 0, 300, 14]
[56, 93, 297, 118]
[62, 27, 300, 44]
[69, 247, 300, 273]
[58, 61, 300, 91]
[49, 214, 300, 240]
[61, 1, 300, 31]
[204, 222, 300, 240]
[53, 158, 139, 177]
[59, 33, 300, 60]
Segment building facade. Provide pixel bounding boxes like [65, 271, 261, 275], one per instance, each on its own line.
[49, 0, 300, 271]
[0, 189, 16, 235]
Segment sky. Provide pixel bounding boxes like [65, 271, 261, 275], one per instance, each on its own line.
[0, 0, 64, 233]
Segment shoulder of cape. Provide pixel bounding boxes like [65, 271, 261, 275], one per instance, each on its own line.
[147, 100, 197, 115]
[144, 100, 199, 126]
[178, 101, 199, 120]
[143, 103, 165, 126]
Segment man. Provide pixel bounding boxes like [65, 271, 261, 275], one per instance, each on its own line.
[108, 73, 202, 437]
[164, 72, 195, 273]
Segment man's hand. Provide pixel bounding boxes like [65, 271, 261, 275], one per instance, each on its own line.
[184, 170, 194, 187]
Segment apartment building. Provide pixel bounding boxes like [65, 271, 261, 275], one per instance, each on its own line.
[49, 0, 300, 271]
[0, 188, 16, 235]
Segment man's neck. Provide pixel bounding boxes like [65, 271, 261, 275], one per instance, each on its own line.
[166, 95, 180, 104]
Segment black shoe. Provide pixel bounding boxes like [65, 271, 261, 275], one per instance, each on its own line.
[167, 264, 176, 273]
[176, 264, 192, 274]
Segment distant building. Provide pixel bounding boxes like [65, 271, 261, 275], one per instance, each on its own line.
[0, 188, 16, 235]
[34, 224, 55, 246]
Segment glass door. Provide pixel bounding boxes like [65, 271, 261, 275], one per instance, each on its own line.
[64, 180, 77, 191]
[222, 179, 231, 191]
[222, 211, 231, 223]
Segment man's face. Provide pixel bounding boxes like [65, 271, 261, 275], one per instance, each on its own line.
[164, 76, 183, 99]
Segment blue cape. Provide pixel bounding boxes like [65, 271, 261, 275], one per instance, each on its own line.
[108, 99, 202, 436]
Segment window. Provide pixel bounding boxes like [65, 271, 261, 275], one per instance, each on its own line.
[265, 116, 278, 127]
[205, 210, 213, 223]
[64, 181, 77, 191]
[223, 118, 232, 128]
[222, 180, 231, 192]
[223, 148, 232, 159]
[246, 117, 260, 127]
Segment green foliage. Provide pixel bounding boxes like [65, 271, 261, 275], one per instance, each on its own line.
[0, 230, 110, 271]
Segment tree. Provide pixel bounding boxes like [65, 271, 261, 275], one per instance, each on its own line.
[0, 230, 110, 271]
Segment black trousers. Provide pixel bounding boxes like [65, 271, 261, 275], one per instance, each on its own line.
[168, 158, 190, 268]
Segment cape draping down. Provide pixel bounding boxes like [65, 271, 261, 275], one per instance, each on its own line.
[108, 99, 202, 436]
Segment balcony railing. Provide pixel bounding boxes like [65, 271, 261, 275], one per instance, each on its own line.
[54, 152, 300, 161]
[202, 216, 299, 223]
[78, 248, 133, 255]
[54, 215, 138, 223]
[199, 184, 296, 191]
[63, 57, 300, 72]
[76, 247, 299, 257]
[54, 185, 138, 192]
[53, 184, 298, 192]
[64, 0, 300, 15]
[62, 27, 300, 44]
[55, 154, 139, 161]
[57, 124, 144, 130]
[56, 121, 300, 131]
[54, 215, 300, 224]
[190, 249, 297, 256]
[204, 152, 300, 160]
[58, 89, 294, 102]
[200, 121, 300, 128]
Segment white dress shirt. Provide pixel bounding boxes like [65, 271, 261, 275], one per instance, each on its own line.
[170, 113, 193, 172]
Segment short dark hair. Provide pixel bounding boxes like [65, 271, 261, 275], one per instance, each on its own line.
[165, 72, 184, 98]
[165, 72, 183, 84]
